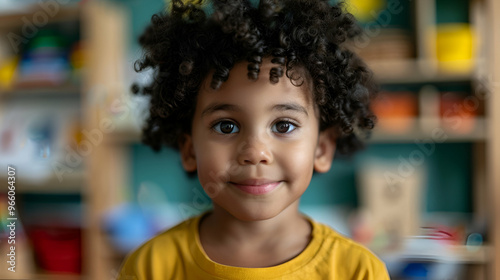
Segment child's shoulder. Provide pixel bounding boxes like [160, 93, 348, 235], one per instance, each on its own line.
[122, 215, 199, 262]
[137, 214, 199, 251]
[313, 220, 369, 249]
[310, 219, 386, 269]
[117, 215, 200, 279]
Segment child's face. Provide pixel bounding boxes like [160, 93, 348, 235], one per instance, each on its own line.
[180, 60, 336, 221]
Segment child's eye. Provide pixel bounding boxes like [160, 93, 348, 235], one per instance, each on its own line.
[213, 120, 240, 134]
[272, 121, 297, 134]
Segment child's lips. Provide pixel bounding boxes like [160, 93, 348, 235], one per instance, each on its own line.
[229, 179, 281, 195]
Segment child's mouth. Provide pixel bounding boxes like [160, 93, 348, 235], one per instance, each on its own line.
[229, 180, 281, 195]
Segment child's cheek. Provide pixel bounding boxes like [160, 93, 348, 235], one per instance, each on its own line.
[278, 140, 316, 180]
[196, 151, 234, 198]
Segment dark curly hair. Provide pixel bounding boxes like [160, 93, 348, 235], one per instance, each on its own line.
[133, 0, 377, 156]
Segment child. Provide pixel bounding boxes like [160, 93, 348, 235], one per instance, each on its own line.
[119, 0, 389, 279]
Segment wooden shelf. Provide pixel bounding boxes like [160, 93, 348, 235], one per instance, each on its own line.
[381, 244, 491, 264]
[0, 270, 82, 279]
[0, 85, 80, 99]
[0, 5, 80, 31]
[0, 171, 85, 194]
[367, 59, 474, 84]
[29, 273, 82, 280]
[106, 126, 141, 144]
[370, 117, 486, 142]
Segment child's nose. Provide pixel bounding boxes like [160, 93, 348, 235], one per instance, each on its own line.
[236, 136, 273, 165]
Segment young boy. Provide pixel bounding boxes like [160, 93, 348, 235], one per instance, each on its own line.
[119, 0, 389, 279]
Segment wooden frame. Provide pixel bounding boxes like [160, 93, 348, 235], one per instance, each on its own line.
[485, 0, 500, 278]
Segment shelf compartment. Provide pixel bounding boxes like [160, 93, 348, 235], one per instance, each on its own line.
[381, 244, 491, 264]
[0, 6, 80, 31]
[367, 59, 474, 84]
[0, 171, 85, 194]
[0, 85, 80, 98]
[370, 117, 486, 142]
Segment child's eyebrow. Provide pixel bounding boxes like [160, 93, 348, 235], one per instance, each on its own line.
[200, 102, 309, 117]
[201, 103, 239, 117]
[272, 103, 309, 117]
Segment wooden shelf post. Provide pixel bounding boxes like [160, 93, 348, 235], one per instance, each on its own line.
[486, 0, 500, 279]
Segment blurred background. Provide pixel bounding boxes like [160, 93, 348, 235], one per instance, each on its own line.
[0, 0, 499, 279]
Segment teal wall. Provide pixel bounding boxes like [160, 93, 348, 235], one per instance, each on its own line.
[436, 0, 469, 24]
[130, 145, 203, 203]
[106, 0, 165, 51]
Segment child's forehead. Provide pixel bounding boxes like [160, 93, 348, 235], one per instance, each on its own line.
[200, 59, 315, 104]
[195, 59, 321, 119]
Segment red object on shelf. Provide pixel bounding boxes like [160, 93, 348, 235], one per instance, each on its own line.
[28, 226, 81, 274]
[371, 91, 418, 132]
[440, 92, 477, 133]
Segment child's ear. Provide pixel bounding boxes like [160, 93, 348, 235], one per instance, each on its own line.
[313, 127, 337, 173]
[179, 134, 197, 172]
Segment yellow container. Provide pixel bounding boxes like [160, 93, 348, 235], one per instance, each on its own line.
[346, 0, 386, 23]
[0, 57, 18, 90]
[435, 23, 475, 73]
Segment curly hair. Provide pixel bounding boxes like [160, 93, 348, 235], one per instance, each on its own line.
[133, 0, 377, 156]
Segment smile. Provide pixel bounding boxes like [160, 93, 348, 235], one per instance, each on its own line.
[229, 180, 281, 195]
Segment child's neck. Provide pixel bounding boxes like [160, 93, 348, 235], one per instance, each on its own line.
[199, 202, 312, 268]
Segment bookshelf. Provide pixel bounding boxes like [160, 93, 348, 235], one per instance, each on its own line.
[0, 2, 125, 279]
[0, 4, 84, 279]
[362, 0, 499, 279]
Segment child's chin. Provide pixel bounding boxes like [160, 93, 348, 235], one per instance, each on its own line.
[228, 208, 282, 222]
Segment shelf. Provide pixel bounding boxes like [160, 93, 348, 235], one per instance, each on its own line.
[0, 270, 82, 279]
[369, 117, 486, 143]
[367, 59, 474, 84]
[29, 273, 82, 280]
[106, 126, 141, 144]
[0, 171, 85, 194]
[0, 5, 80, 30]
[0, 85, 80, 99]
[381, 244, 491, 265]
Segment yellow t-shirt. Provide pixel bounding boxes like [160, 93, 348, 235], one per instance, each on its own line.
[118, 213, 390, 280]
